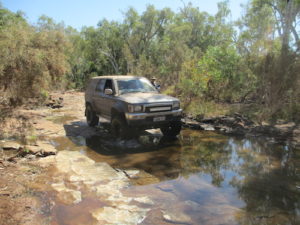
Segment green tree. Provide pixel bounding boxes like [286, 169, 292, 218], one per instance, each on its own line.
[0, 8, 70, 105]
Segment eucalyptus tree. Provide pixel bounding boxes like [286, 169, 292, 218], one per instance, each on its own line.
[236, 0, 300, 121]
[0, 9, 70, 105]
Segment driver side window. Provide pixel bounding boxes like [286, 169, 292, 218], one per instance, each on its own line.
[104, 79, 114, 94]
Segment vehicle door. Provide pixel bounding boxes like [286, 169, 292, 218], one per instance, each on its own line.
[92, 79, 106, 114]
[101, 79, 117, 119]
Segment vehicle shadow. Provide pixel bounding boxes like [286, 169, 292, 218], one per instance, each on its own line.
[63, 120, 180, 155]
[62, 120, 182, 182]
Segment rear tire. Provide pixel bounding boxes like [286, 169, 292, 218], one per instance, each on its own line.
[160, 121, 182, 137]
[86, 104, 99, 127]
[111, 116, 131, 139]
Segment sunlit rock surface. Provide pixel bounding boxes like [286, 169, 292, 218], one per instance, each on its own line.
[0, 140, 21, 150]
[26, 141, 57, 156]
[51, 182, 82, 204]
[38, 151, 152, 224]
[92, 206, 148, 225]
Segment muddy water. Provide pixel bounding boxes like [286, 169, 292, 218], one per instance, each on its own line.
[47, 128, 300, 225]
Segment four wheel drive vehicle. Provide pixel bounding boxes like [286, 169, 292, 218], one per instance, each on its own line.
[85, 75, 182, 138]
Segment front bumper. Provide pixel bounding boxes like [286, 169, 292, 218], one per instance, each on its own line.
[125, 109, 182, 120]
[125, 109, 182, 128]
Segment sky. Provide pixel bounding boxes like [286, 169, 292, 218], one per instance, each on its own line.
[2, 0, 248, 30]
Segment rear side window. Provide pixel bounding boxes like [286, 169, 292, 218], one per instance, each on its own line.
[95, 79, 105, 93]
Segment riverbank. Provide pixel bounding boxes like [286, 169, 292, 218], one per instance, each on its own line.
[182, 113, 300, 148]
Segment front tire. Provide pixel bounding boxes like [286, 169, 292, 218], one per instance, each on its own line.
[111, 116, 131, 139]
[86, 104, 99, 127]
[160, 121, 182, 137]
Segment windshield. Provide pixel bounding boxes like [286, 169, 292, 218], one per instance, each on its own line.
[117, 78, 158, 94]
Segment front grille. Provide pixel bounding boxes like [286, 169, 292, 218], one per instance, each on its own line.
[145, 105, 172, 113]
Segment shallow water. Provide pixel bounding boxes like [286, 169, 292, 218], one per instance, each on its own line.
[48, 129, 300, 225]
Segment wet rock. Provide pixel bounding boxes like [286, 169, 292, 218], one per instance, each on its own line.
[156, 183, 174, 193]
[200, 123, 215, 131]
[133, 196, 154, 205]
[38, 151, 155, 224]
[250, 122, 296, 140]
[122, 169, 140, 178]
[274, 122, 296, 137]
[201, 117, 218, 123]
[183, 114, 298, 144]
[292, 125, 300, 147]
[181, 118, 203, 130]
[162, 209, 192, 224]
[202, 204, 242, 225]
[26, 142, 57, 156]
[51, 182, 82, 205]
[129, 170, 160, 186]
[92, 206, 149, 225]
[36, 155, 56, 167]
[1, 141, 22, 150]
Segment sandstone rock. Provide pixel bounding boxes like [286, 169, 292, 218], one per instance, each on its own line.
[26, 142, 57, 156]
[162, 210, 192, 224]
[183, 114, 298, 145]
[38, 151, 154, 224]
[133, 196, 154, 205]
[274, 122, 296, 137]
[45, 96, 64, 109]
[181, 118, 203, 130]
[51, 182, 82, 204]
[92, 206, 148, 225]
[201, 117, 218, 123]
[36, 155, 56, 167]
[292, 125, 300, 147]
[122, 169, 140, 178]
[129, 170, 160, 185]
[200, 124, 215, 131]
[1, 141, 21, 150]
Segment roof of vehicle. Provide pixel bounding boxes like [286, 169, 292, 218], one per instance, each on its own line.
[90, 75, 144, 80]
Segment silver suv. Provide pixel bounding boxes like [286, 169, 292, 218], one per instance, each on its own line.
[85, 75, 182, 138]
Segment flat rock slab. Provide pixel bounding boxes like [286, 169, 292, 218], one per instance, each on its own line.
[0, 141, 22, 150]
[292, 125, 300, 147]
[51, 182, 82, 204]
[26, 141, 57, 156]
[37, 151, 152, 224]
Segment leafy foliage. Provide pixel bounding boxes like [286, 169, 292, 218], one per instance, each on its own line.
[0, 1, 299, 122]
[0, 8, 70, 105]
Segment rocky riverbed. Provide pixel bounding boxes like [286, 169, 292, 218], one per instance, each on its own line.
[0, 91, 299, 225]
[182, 113, 300, 148]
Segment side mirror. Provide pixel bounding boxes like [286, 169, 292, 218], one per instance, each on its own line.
[104, 89, 113, 95]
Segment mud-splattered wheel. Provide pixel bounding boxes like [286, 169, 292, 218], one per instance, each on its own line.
[86, 104, 99, 127]
[160, 121, 182, 137]
[111, 116, 132, 139]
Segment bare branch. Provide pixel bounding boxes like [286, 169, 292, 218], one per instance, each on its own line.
[98, 49, 119, 74]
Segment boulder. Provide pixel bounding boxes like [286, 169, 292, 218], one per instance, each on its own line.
[292, 125, 300, 147]
[45, 96, 64, 109]
[1, 141, 22, 150]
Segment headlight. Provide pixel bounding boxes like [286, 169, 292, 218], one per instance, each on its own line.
[128, 105, 143, 113]
[173, 101, 180, 110]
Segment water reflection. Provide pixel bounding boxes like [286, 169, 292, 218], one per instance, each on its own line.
[50, 127, 299, 224]
[178, 130, 300, 224]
